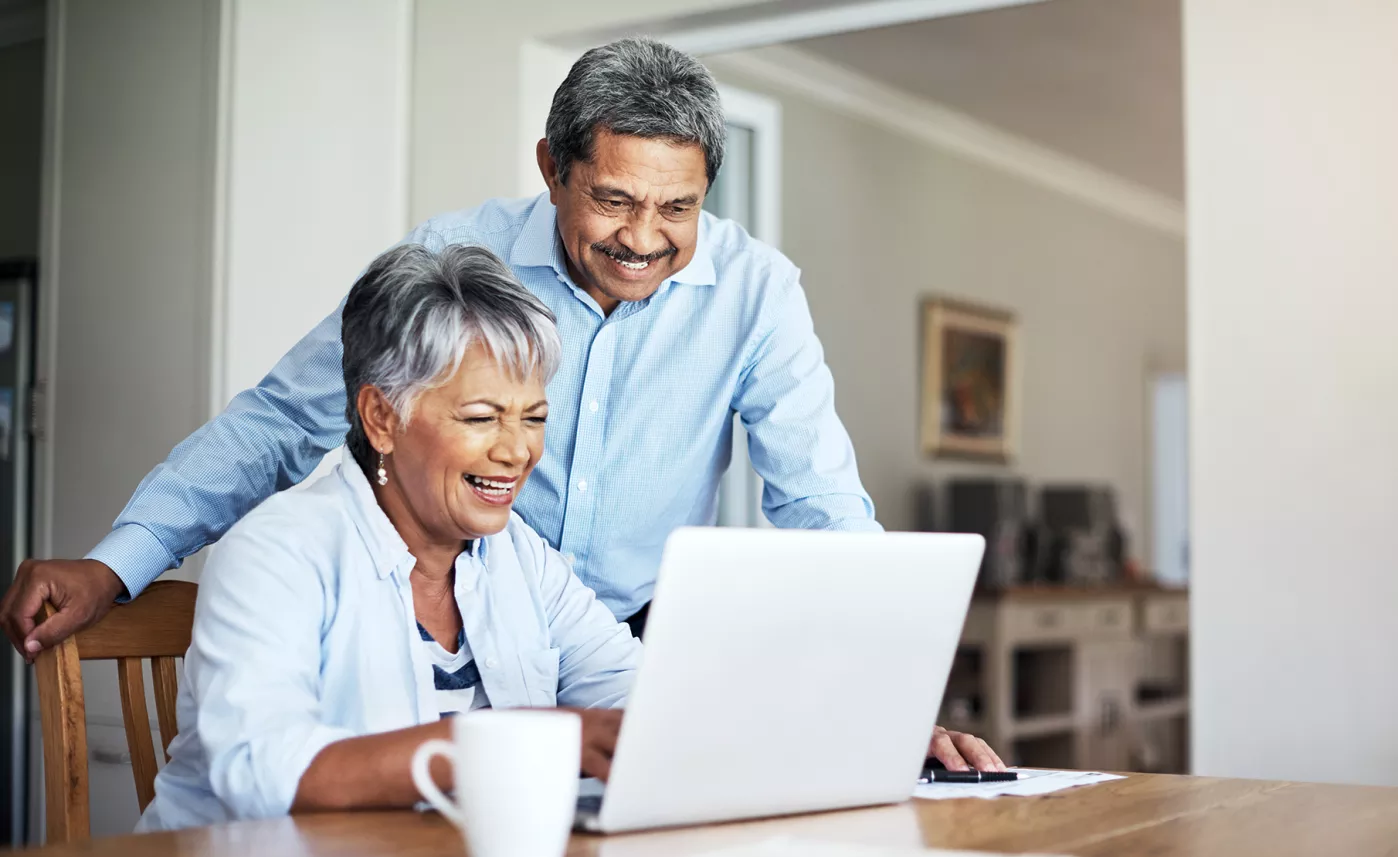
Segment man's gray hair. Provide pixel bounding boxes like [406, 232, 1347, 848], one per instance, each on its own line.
[546, 37, 726, 186]
[341, 243, 561, 471]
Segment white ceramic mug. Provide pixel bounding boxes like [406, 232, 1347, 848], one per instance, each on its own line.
[412, 710, 582, 857]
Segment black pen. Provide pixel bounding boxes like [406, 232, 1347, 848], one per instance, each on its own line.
[920, 769, 1019, 784]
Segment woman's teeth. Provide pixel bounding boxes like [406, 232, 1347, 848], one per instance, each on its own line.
[467, 475, 512, 496]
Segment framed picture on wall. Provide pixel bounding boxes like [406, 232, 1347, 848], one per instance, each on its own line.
[920, 298, 1020, 461]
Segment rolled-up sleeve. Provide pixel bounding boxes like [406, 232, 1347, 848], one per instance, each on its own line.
[525, 530, 641, 709]
[185, 521, 354, 819]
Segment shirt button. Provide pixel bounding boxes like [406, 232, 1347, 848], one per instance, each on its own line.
[589, 400, 599, 413]
[484, 657, 499, 670]
[577, 479, 588, 493]
[564, 552, 575, 564]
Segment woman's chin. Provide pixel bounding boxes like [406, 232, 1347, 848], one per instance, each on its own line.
[456, 501, 514, 539]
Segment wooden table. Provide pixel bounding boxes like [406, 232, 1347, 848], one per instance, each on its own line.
[19, 773, 1398, 856]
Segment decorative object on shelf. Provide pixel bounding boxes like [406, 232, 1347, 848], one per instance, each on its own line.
[947, 478, 1034, 590]
[1036, 485, 1127, 585]
[920, 298, 1020, 461]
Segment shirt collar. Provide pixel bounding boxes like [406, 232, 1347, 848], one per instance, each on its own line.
[508, 193, 572, 275]
[508, 192, 718, 290]
[669, 213, 717, 287]
[338, 448, 414, 580]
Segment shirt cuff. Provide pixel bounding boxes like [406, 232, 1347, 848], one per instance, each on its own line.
[86, 524, 179, 603]
[267, 723, 358, 818]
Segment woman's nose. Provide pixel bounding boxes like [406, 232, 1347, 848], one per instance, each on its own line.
[491, 425, 530, 465]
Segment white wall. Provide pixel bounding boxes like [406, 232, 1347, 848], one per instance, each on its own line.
[713, 65, 1186, 553]
[409, 0, 750, 222]
[220, 0, 413, 401]
[0, 38, 44, 259]
[1186, 0, 1398, 786]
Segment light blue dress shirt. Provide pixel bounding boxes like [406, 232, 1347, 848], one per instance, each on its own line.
[136, 449, 640, 832]
[89, 193, 879, 619]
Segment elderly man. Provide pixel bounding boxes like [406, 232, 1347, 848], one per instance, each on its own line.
[2, 38, 1000, 771]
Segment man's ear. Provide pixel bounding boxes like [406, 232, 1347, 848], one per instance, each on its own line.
[537, 138, 562, 205]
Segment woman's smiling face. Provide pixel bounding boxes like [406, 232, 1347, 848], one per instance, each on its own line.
[364, 342, 548, 543]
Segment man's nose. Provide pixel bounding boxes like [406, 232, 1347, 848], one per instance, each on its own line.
[615, 212, 669, 259]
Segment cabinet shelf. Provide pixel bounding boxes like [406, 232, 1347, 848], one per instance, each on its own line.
[944, 588, 1190, 773]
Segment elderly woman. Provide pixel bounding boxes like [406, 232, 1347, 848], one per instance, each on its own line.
[137, 244, 640, 831]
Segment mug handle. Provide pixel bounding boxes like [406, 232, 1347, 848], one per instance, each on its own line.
[411, 738, 463, 826]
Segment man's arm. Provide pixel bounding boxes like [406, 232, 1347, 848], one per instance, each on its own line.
[0, 309, 348, 658]
[731, 284, 1011, 771]
[732, 270, 882, 532]
[94, 306, 350, 593]
[1, 228, 452, 658]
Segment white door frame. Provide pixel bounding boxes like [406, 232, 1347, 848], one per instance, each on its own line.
[711, 85, 782, 527]
[714, 83, 782, 248]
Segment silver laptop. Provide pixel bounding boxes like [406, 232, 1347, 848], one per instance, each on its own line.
[576, 526, 984, 833]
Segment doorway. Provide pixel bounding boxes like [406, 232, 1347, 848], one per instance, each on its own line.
[705, 86, 781, 528]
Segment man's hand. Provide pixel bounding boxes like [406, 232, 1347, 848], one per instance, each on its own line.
[0, 559, 126, 662]
[927, 725, 1006, 772]
[567, 708, 624, 781]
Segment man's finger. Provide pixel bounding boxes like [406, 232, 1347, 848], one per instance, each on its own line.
[24, 606, 89, 655]
[973, 738, 1006, 772]
[982, 740, 1007, 772]
[1, 604, 23, 655]
[2, 576, 49, 657]
[931, 730, 969, 772]
[953, 733, 1003, 772]
[1, 621, 22, 659]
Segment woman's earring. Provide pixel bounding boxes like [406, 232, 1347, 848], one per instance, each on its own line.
[376, 452, 388, 486]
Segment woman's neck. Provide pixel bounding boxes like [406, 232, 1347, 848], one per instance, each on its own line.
[369, 478, 464, 581]
[370, 476, 467, 651]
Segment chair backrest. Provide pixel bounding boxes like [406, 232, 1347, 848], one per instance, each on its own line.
[34, 580, 197, 844]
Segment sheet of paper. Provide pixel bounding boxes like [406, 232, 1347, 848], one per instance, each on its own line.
[912, 768, 1125, 801]
[693, 837, 1068, 857]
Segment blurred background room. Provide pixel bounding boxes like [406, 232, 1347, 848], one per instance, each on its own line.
[2, 0, 1395, 844]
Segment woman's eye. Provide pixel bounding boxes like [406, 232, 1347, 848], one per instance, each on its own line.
[526, 416, 548, 425]
[462, 416, 494, 425]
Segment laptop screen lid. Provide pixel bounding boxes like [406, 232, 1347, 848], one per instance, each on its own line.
[593, 527, 983, 833]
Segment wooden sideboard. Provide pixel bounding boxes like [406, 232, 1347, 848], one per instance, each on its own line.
[941, 585, 1189, 772]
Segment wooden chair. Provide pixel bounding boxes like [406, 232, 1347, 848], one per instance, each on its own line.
[33, 580, 197, 843]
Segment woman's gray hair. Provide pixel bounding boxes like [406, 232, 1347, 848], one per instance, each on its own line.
[341, 243, 561, 471]
[546, 37, 726, 186]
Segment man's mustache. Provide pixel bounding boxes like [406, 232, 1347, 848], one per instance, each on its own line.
[592, 242, 677, 264]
